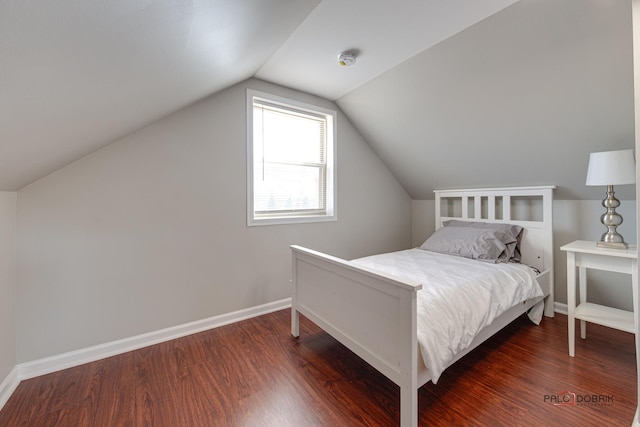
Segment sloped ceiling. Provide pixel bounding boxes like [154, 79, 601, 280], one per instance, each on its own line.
[0, 0, 320, 190]
[337, 0, 635, 200]
[1, 0, 635, 201]
[255, 0, 519, 100]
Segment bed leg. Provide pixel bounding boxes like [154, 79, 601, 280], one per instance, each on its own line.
[400, 385, 417, 427]
[291, 306, 299, 338]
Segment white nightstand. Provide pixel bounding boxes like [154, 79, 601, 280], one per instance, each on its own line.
[560, 240, 638, 357]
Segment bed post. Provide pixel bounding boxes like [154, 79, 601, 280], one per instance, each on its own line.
[400, 386, 417, 427]
[399, 288, 418, 427]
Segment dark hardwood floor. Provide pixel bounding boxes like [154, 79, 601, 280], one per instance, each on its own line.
[0, 309, 636, 426]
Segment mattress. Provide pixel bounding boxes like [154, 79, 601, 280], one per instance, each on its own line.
[352, 248, 543, 383]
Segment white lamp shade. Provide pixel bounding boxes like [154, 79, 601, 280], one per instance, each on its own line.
[585, 149, 636, 186]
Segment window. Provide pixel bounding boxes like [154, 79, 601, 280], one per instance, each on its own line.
[247, 90, 336, 226]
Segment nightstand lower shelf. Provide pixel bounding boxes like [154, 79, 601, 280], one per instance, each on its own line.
[575, 302, 634, 334]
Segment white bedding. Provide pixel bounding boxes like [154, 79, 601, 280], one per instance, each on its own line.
[351, 248, 543, 384]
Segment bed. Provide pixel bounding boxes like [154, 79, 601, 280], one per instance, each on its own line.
[290, 186, 555, 427]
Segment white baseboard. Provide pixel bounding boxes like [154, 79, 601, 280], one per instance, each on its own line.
[0, 298, 291, 412]
[19, 298, 291, 380]
[0, 366, 19, 411]
[554, 302, 568, 315]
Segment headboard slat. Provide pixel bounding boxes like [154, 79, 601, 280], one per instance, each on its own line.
[472, 197, 480, 220]
[461, 196, 469, 219]
[502, 195, 511, 221]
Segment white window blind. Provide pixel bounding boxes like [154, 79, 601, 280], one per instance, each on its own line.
[247, 90, 336, 226]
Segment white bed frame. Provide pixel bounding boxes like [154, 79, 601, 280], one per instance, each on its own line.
[290, 186, 555, 427]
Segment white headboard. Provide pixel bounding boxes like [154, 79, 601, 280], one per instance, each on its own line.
[434, 186, 555, 275]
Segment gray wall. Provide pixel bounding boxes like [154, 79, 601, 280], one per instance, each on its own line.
[15, 78, 412, 362]
[0, 192, 16, 383]
[412, 198, 637, 310]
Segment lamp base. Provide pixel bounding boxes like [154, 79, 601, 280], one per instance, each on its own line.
[596, 184, 628, 250]
[596, 240, 629, 250]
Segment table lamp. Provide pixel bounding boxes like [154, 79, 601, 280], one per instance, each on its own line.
[585, 148, 636, 249]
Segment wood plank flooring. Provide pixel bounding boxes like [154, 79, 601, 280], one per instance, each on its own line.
[0, 309, 636, 426]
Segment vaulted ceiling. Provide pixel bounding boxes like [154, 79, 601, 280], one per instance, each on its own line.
[1, 0, 634, 200]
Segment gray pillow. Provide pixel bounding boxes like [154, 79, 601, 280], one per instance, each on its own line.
[442, 220, 523, 262]
[419, 227, 515, 263]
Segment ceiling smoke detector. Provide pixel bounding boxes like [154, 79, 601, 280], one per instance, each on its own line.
[338, 52, 356, 67]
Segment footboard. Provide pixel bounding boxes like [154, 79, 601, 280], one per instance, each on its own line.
[291, 245, 422, 427]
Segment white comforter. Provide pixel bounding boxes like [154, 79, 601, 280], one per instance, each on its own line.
[352, 248, 543, 384]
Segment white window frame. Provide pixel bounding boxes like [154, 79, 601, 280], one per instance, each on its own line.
[247, 89, 337, 226]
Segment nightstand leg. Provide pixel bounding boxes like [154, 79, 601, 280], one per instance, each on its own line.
[579, 266, 587, 339]
[567, 252, 576, 357]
